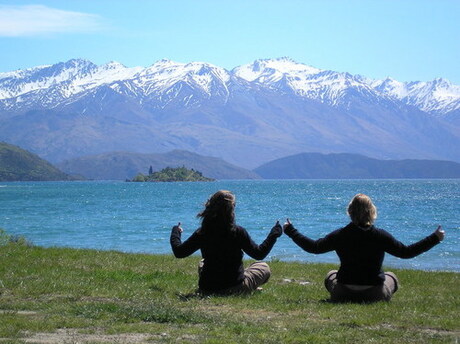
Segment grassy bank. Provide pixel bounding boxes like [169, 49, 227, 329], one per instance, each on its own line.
[0, 241, 459, 343]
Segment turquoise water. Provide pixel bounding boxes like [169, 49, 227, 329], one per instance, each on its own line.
[1, 180, 459, 272]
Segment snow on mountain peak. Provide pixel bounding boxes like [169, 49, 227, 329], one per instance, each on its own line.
[184, 62, 230, 82]
[431, 77, 453, 90]
[64, 58, 94, 68]
[0, 64, 50, 81]
[73, 61, 141, 90]
[1, 57, 459, 115]
[412, 78, 460, 114]
[372, 77, 408, 98]
[101, 61, 126, 70]
[233, 57, 321, 82]
[368, 76, 460, 114]
[233, 58, 380, 106]
[133, 60, 230, 98]
[149, 59, 177, 69]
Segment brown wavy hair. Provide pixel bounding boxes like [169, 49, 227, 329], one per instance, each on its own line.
[347, 193, 377, 227]
[197, 190, 236, 233]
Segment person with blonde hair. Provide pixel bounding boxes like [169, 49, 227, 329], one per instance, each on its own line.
[170, 190, 282, 294]
[284, 193, 444, 302]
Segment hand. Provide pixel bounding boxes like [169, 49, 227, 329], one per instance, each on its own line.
[173, 222, 183, 233]
[434, 225, 445, 241]
[283, 218, 292, 231]
[283, 218, 296, 235]
[270, 220, 283, 238]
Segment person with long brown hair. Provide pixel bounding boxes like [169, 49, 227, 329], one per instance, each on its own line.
[170, 190, 282, 294]
[283, 193, 445, 302]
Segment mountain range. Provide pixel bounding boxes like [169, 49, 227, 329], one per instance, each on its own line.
[0, 57, 459, 168]
[3, 140, 459, 181]
[57, 150, 259, 180]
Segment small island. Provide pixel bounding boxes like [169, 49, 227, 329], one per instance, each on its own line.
[129, 166, 215, 182]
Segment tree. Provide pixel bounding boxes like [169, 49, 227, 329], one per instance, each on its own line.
[132, 173, 146, 182]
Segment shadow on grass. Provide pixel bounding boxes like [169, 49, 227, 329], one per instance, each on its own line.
[176, 288, 265, 301]
[319, 298, 390, 305]
[177, 291, 205, 301]
[72, 300, 211, 324]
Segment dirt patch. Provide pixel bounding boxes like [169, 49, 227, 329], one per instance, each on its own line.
[0, 310, 38, 315]
[366, 324, 460, 339]
[19, 329, 162, 344]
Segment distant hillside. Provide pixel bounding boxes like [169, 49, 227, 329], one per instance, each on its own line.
[254, 153, 460, 179]
[0, 142, 74, 181]
[57, 150, 261, 180]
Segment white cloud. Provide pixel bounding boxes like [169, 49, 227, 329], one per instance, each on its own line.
[0, 4, 104, 37]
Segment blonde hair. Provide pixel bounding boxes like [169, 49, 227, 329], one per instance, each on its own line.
[347, 193, 377, 226]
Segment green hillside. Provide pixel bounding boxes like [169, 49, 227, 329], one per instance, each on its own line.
[0, 142, 74, 181]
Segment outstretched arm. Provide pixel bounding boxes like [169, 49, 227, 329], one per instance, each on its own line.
[283, 218, 334, 254]
[240, 221, 282, 260]
[383, 225, 444, 259]
[170, 222, 201, 258]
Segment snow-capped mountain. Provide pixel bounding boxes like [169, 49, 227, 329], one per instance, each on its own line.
[0, 59, 142, 112]
[0, 58, 233, 112]
[233, 58, 384, 107]
[233, 57, 460, 113]
[371, 77, 460, 115]
[131, 59, 231, 108]
[0, 57, 459, 168]
[1, 57, 459, 115]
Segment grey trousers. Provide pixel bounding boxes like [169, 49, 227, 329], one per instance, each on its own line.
[325, 270, 399, 302]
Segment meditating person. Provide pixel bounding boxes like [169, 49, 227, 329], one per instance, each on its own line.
[283, 193, 445, 302]
[170, 190, 282, 294]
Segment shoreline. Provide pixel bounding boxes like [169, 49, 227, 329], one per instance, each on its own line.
[4, 238, 459, 274]
[12, 242, 459, 274]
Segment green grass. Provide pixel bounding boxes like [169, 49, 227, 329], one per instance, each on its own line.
[0, 241, 458, 343]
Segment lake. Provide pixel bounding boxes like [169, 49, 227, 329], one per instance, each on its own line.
[1, 179, 458, 272]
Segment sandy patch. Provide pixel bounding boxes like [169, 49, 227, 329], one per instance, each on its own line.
[17, 330, 162, 344]
[0, 310, 38, 315]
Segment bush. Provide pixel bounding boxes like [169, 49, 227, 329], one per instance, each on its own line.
[0, 228, 34, 247]
[0, 228, 10, 245]
[132, 173, 146, 182]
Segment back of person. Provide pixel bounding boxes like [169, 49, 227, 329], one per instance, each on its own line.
[198, 226, 245, 291]
[170, 190, 282, 294]
[284, 193, 444, 302]
[333, 223, 388, 285]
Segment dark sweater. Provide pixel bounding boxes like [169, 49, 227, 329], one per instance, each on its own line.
[170, 223, 281, 292]
[284, 222, 440, 285]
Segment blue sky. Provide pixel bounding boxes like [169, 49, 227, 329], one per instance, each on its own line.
[1, 0, 459, 83]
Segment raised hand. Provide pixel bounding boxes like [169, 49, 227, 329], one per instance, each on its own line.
[283, 218, 292, 230]
[283, 218, 295, 235]
[434, 225, 445, 241]
[173, 222, 183, 233]
[270, 220, 283, 237]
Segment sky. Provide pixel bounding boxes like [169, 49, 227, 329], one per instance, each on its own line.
[1, 0, 459, 84]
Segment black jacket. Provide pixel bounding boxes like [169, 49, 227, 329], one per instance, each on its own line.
[170, 223, 281, 292]
[284, 222, 440, 285]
